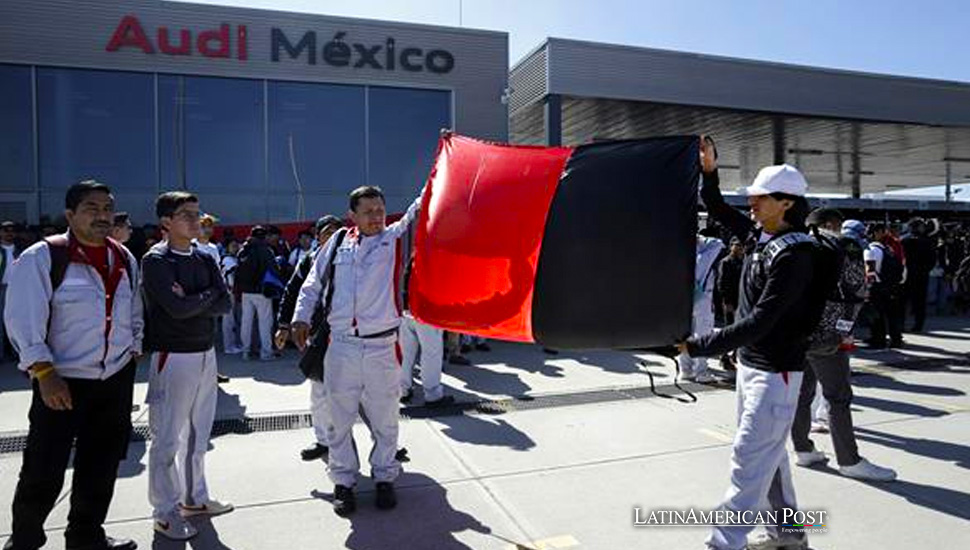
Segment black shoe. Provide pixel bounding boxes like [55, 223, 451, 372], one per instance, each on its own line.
[333, 485, 357, 516]
[474, 342, 491, 352]
[542, 347, 559, 355]
[719, 355, 737, 372]
[67, 536, 138, 550]
[375, 482, 397, 510]
[399, 389, 414, 404]
[300, 443, 328, 461]
[448, 355, 471, 366]
[395, 447, 410, 462]
[217, 373, 230, 384]
[425, 395, 456, 408]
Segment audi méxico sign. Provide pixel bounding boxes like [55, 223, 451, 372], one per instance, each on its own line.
[105, 15, 456, 74]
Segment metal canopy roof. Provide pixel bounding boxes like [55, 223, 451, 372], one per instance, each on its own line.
[509, 39, 970, 202]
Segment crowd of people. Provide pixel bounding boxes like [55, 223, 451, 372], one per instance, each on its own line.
[1, 137, 967, 549]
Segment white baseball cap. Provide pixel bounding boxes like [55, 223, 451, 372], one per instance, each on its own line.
[743, 164, 808, 197]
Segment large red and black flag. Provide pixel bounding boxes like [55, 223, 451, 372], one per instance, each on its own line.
[409, 133, 699, 350]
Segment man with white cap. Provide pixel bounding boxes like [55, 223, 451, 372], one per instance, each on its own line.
[679, 138, 819, 550]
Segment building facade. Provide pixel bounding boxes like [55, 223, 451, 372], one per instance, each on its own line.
[0, 0, 508, 224]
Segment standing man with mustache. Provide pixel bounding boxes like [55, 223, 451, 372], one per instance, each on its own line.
[4, 180, 142, 550]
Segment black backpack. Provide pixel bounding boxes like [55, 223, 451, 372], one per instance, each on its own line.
[761, 228, 856, 343]
[872, 243, 904, 286]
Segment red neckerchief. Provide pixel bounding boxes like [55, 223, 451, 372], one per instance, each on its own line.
[68, 234, 127, 362]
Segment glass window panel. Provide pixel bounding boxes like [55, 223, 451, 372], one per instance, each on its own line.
[367, 87, 451, 213]
[267, 81, 365, 222]
[0, 64, 34, 192]
[37, 68, 154, 193]
[158, 75, 264, 196]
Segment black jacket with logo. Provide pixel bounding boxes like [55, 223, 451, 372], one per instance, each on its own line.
[686, 170, 815, 373]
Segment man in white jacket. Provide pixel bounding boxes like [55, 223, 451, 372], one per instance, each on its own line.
[292, 186, 420, 517]
[4, 180, 142, 550]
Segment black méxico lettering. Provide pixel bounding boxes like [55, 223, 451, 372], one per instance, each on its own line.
[322, 32, 351, 66]
[400, 47, 424, 72]
[353, 43, 383, 69]
[271, 28, 316, 64]
[425, 49, 455, 74]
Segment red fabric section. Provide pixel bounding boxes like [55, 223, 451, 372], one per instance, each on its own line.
[409, 134, 573, 342]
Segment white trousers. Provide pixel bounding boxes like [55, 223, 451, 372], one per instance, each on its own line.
[324, 334, 401, 487]
[240, 293, 274, 359]
[678, 311, 715, 376]
[400, 314, 445, 401]
[707, 363, 804, 550]
[147, 348, 218, 517]
[221, 293, 242, 352]
[310, 379, 329, 445]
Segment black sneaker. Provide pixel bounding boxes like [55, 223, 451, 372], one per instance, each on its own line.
[425, 395, 456, 408]
[300, 443, 328, 462]
[400, 389, 414, 404]
[375, 482, 397, 510]
[542, 347, 559, 355]
[395, 447, 410, 462]
[333, 485, 356, 516]
[448, 355, 471, 366]
[217, 373, 230, 384]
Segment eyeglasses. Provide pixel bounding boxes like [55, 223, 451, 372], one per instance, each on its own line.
[171, 211, 202, 222]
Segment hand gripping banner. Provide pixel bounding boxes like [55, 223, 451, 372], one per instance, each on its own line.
[409, 133, 699, 350]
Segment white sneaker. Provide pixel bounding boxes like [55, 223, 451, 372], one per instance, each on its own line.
[795, 450, 828, 467]
[840, 458, 897, 481]
[746, 533, 808, 549]
[694, 371, 718, 383]
[180, 499, 235, 518]
[155, 512, 198, 540]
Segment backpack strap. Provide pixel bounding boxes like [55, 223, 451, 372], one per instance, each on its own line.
[44, 234, 70, 292]
[45, 234, 134, 293]
[322, 228, 349, 315]
[761, 232, 814, 269]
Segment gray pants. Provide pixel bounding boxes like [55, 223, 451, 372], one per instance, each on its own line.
[0, 284, 6, 362]
[707, 363, 804, 550]
[791, 346, 861, 466]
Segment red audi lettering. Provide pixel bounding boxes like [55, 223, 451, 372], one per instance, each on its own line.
[105, 15, 155, 53]
[197, 24, 230, 58]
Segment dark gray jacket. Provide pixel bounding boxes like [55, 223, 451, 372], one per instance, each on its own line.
[142, 242, 231, 353]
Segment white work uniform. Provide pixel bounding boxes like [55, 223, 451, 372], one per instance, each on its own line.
[147, 348, 219, 517]
[400, 313, 445, 401]
[294, 197, 420, 487]
[678, 237, 725, 377]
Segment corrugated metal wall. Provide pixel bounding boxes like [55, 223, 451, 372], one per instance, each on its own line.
[545, 38, 970, 127]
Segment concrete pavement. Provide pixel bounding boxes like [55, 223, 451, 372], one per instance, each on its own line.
[1, 317, 968, 549]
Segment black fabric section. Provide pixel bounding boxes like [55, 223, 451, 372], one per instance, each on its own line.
[532, 137, 699, 349]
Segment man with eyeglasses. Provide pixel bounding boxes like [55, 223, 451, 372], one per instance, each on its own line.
[141, 192, 234, 541]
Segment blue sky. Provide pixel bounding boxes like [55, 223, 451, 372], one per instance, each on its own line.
[180, 0, 969, 82]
